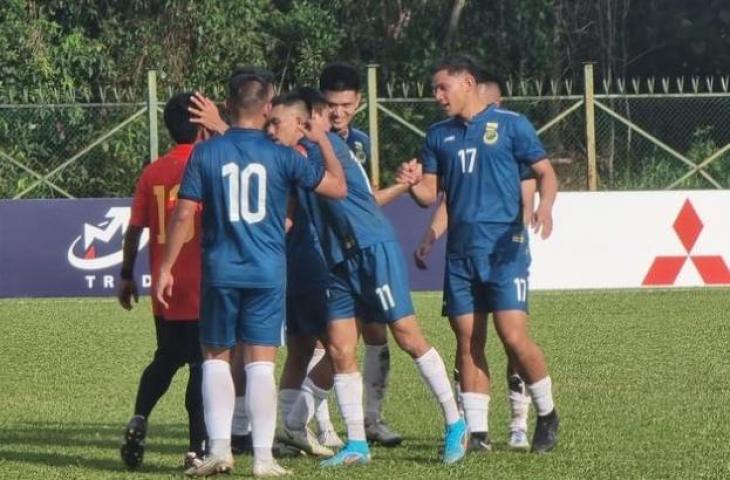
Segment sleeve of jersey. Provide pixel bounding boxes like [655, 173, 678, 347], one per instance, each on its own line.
[129, 170, 149, 227]
[178, 148, 204, 202]
[513, 115, 547, 166]
[420, 130, 439, 175]
[287, 148, 325, 191]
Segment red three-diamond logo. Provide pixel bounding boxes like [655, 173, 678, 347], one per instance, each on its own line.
[643, 199, 730, 286]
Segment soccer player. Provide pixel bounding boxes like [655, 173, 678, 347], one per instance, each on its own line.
[264, 90, 343, 457]
[267, 90, 468, 468]
[402, 54, 560, 454]
[319, 62, 402, 446]
[155, 69, 347, 477]
[117, 92, 208, 470]
[413, 76, 535, 451]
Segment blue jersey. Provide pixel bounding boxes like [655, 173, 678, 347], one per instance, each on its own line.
[179, 128, 324, 287]
[299, 132, 396, 267]
[286, 197, 329, 296]
[422, 105, 546, 258]
[343, 126, 371, 170]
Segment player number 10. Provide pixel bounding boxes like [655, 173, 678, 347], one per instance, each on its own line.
[513, 278, 527, 302]
[222, 162, 267, 224]
[375, 284, 396, 311]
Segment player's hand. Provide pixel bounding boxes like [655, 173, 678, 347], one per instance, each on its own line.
[188, 92, 227, 135]
[396, 159, 422, 186]
[414, 230, 436, 270]
[117, 279, 139, 310]
[156, 269, 174, 310]
[301, 116, 328, 143]
[532, 204, 553, 239]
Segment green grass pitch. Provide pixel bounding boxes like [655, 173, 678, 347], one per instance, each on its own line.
[1, 289, 729, 479]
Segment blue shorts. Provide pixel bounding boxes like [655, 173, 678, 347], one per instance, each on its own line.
[442, 230, 531, 317]
[328, 241, 415, 324]
[286, 288, 328, 337]
[200, 286, 285, 348]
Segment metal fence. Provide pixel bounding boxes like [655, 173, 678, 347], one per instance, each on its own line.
[2, 67, 730, 198]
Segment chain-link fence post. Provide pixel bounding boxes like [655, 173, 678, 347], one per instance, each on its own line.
[584, 62, 598, 190]
[147, 70, 159, 163]
[367, 64, 380, 189]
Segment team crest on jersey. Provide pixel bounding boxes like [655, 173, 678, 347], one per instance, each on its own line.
[483, 122, 499, 145]
[352, 141, 367, 164]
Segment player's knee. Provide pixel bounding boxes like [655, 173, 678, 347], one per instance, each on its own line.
[327, 342, 357, 369]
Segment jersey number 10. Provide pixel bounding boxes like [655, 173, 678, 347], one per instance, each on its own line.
[222, 162, 267, 224]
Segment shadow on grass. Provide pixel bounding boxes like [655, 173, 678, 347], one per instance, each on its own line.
[0, 421, 190, 455]
[0, 449, 178, 474]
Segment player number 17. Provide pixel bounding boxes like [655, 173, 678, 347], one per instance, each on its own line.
[458, 148, 476, 173]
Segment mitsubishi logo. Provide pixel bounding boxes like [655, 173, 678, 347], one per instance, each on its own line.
[643, 199, 730, 286]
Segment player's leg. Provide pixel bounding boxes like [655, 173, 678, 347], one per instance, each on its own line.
[320, 267, 370, 467]
[321, 315, 371, 467]
[308, 339, 342, 447]
[177, 320, 207, 466]
[278, 330, 334, 457]
[362, 241, 467, 464]
[122, 315, 183, 470]
[230, 346, 252, 455]
[489, 241, 558, 454]
[185, 286, 239, 477]
[360, 321, 401, 446]
[444, 257, 492, 452]
[238, 287, 291, 477]
[506, 355, 530, 450]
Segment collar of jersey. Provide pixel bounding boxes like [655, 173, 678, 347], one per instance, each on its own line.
[458, 103, 497, 127]
[169, 143, 194, 158]
[226, 127, 265, 135]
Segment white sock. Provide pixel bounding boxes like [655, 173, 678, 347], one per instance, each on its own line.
[286, 377, 329, 431]
[461, 392, 490, 433]
[278, 388, 299, 426]
[415, 348, 460, 425]
[245, 362, 277, 463]
[315, 398, 334, 434]
[334, 372, 366, 442]
[307, 348, 335, 433]
[363, 343, 389, 423]
[527, 376, 555, 416]
[202, 359, 235, 456]
[508, 374, 530, 432]
[232, 396, 251, 436]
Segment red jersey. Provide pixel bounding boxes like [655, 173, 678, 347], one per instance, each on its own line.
[130, 144, 201, 320]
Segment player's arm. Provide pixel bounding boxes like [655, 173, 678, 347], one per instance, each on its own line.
[521, 178, 537, 227]
[189, 92, 229, 135]
[373, 182, 409, 206]
[530, 159, 558, 239]
[118, 225, 143, 310]
[406, 172, 438, 207]
[302, 120, 347, 199]
[414, 193, 447, 270]
[285, 195, 297, 233]
[156, 199, 199, 309]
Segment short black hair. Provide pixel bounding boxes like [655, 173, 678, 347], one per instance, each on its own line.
[227, 67, 274, 114]
[475, 66, 504, 93]
[230, 65, 274, 84]
[319, 62, 361, 92]
[163, 92, 198, 144]
[271, 92, 310, 117]
[292, 86, 329, 115]
[431, 53, 485, 81]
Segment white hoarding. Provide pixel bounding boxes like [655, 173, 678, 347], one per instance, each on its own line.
[529, 191, 730, 290]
